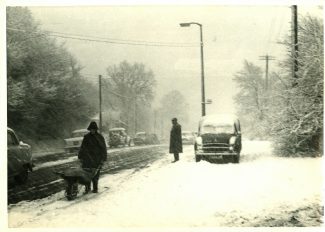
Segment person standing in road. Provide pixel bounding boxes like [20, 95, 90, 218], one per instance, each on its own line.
[78, 121, 107, 193]
[169, 118, 183, 162]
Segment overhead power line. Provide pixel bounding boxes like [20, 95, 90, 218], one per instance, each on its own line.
[7, 27, 199, 48]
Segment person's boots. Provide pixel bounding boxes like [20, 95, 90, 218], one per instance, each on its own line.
[84, 184, 91, 194]
[92, 181, 98, 193]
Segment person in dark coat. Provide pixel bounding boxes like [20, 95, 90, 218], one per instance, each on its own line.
[78, 121, 107, 193]
[169, 118, 183, 162]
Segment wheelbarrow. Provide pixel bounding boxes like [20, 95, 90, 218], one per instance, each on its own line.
[54, 165, 101, 200]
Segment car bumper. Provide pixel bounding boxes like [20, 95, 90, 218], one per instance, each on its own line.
[195, 151, 236, 156]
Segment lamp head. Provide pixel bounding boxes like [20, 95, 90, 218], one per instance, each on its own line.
[180, 23, 191, 27]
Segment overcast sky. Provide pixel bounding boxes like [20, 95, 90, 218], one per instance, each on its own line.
[5, 3, 324, 129]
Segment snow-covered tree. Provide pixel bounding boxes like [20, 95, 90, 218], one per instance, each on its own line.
[7, 7, 96, 140]
[269, 15, 323, 156]
[233, 60, 269, 139]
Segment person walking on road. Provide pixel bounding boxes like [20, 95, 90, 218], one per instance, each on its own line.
[78, 121, 107, 193]
[169, 118, 183, 162]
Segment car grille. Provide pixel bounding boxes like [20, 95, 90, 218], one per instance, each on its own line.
[202, 143, 230, 153]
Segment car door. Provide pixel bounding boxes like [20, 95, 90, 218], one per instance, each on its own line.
[7, 130, 24, 177]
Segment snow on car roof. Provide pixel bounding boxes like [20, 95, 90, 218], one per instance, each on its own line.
[136, 132, 146, 135]
[200, 114, 238, 125]
[109, 128, 126, 131]
[182, 131, 193, 134]
[72, 129, 88, 133]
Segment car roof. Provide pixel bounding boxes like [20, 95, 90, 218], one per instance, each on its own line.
[72, 129, 88, 133]
[182, 131, 193, 133]
[109, 128, 126, 131]
[136, 132, 146, 135]
[200, 114, 238, 125]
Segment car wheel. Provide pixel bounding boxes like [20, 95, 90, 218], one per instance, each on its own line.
[195, 155, 201, 162]
[234, 153, 240, 163]
[15, 168, 28, 184]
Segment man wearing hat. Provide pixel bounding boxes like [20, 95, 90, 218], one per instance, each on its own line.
[78, 121, 107, 193]
[169, 118, 183, 162]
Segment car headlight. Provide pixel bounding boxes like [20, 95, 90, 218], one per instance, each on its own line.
[196, 137, 203, 150]
[229, 136, 236, 145]
[196, 136, 202, 146]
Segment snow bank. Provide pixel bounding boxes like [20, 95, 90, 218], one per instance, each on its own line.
[8, 141, 323, 228]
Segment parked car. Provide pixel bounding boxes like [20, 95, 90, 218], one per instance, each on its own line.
[194, 114, 242, 163]
[133, 132, 146, 145]
[146, 133, 159, 145]
[7, 127, 33, 184]
[64, 129, 109, 153]
[182, 131, 196, 145]
[134, 132, 160, 145]
[64, 129, 88, 153]
[108, 128, 132, 148]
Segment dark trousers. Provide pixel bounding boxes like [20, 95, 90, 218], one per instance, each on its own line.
[85, 169, 101, 191]
[174, 153, 179, 161]
[92, 169, 100, 190]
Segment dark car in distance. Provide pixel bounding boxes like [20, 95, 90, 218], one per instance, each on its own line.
[7, 127, 33, 184]
[108, 128, 132, 148]
[194, 114, 242, 163]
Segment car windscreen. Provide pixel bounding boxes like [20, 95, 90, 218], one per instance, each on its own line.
[201, 123, 234, 134]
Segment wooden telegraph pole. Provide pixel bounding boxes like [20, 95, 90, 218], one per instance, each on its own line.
[259, 54, 275, 91]
[292, 5, 298, 81]
[99, 75, 102, 132]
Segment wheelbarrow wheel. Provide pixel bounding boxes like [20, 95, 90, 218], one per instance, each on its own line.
[65, 182, 79, 200]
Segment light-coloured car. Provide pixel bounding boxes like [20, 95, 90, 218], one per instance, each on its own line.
[7, 127, 33, 184]
[182, 131, 196, 145]
[64, 129, 88, 153]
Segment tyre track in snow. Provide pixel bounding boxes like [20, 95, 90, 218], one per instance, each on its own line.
[8, 145, 168, 205]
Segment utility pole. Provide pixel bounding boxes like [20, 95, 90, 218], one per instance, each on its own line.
[99, 75, 102, 133]
[134, 97, 137, 134]
[259, 54, 275, 91]
[292, 5, 298, 80]
[154, 110, 157, 134]
[161, 117, 164, 140]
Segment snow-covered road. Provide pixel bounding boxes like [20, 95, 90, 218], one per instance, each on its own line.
[8, 140, 323, 228]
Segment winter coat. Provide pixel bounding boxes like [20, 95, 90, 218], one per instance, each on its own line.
[169, 123, 183, 153]
[78, 132, 107, 168]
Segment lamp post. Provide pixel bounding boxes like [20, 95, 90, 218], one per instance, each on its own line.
[180, 22, 206, 116]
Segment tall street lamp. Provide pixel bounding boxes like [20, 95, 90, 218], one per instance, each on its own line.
[180, 22, 206, 116]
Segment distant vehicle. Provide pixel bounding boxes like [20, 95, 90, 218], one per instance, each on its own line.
[64, 129, 109, 153]
[194, 114, 242, 163]
[134, 132, 160, 145]
[182, 131, 196, 145]
[108, 128, 132, 148]
[133, 132, 146, 145]
[146, 133, 159, 145]
[64, 129, 88, 154]
[7, 127, 33, 184]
